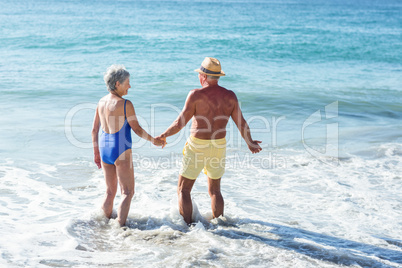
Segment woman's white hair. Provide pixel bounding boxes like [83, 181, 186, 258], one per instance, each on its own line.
[104, 64, 130, 92]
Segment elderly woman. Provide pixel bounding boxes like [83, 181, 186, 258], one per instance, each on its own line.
[92, 64, 164, 226]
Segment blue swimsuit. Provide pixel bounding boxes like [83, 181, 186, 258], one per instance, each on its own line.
[99, 100, 132, 165]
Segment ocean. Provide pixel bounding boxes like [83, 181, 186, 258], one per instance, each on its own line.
[1, 0, 401, 267]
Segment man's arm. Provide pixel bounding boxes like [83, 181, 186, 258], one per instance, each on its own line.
[160, 91, 196, 139]
[231, 94, 262, 154]
[91, 106, 102, 169]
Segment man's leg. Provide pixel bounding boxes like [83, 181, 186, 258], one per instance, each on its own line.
[208, 177, 224, 219]
[177, 175, 196, 225]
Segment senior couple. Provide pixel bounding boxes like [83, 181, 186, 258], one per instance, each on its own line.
[92, 57, 262, 226]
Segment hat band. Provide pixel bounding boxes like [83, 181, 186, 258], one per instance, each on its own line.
[200, 66, 221, 75]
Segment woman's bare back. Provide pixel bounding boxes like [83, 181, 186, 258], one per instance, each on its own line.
[98, 95, 128, 134]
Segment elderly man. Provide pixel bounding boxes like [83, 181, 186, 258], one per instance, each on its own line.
[158, 57, 262, 225]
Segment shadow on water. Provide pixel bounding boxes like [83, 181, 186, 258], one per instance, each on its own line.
[212, 219, 402, 268]
[67, 216, 401, 267]
[377, 237, 402, 250]
[67, 215, 188, 252]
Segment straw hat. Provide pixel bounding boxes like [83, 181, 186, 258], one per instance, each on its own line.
[194, 57, 225, 76]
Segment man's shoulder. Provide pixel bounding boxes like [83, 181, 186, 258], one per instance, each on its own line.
[195, 85, 236, 95]
[189, 87, 207, 98]
[201, 87, 236, 103]
[224, 87, 236, 95]
[218, 86, 237, 100]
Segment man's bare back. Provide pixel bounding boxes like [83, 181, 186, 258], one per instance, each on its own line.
[190, 85, 237, 140]
[160, 71, 259, 153]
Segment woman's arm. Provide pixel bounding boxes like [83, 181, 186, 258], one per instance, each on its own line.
[125, 100, 165, 146]
[91, 106, 102, 168]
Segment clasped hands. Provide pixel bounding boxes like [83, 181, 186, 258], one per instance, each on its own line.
[152, 135, 167, 148]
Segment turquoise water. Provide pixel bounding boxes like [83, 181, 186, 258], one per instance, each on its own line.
[1, 0, 402, 267]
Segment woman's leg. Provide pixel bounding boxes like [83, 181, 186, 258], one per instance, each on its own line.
[101, 162, 118, 218]
[115, 149, 135, 226]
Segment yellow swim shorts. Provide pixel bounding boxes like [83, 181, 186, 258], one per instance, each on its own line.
[180, 136, 226, 180]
